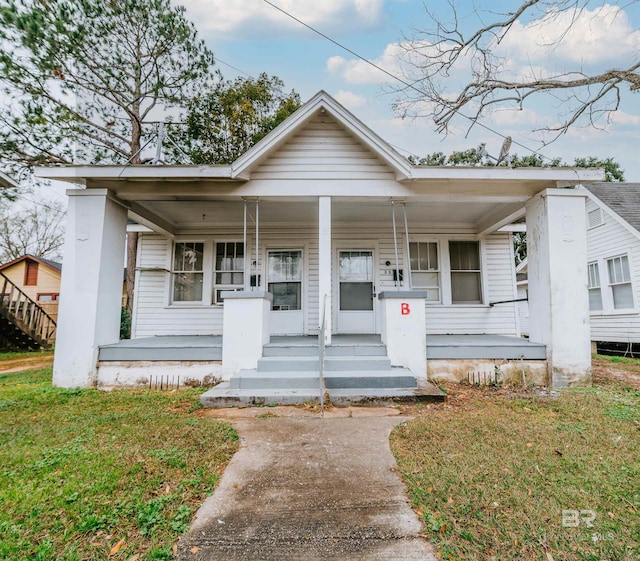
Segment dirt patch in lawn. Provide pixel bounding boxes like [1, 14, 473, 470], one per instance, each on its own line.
[592, 356, 640, 390]
[0, 355, 54, 373]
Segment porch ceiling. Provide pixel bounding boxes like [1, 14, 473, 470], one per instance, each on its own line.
[136, 199, 511, 230]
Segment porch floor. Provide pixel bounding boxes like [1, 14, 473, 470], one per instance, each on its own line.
[98, 334, 545, 362]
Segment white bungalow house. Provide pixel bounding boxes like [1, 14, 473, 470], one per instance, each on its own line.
[519, 183, 640, 356]
[37, 91, 603, 402]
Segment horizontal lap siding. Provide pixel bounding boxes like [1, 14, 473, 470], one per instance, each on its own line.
[426, 233, 518, 335]
[252, 114, 395, 181]
[586, 199, 640, 342]
[133, 229, 517, 339]
[133, 235, 223, 337]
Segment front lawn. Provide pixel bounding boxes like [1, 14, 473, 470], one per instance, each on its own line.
[0, 368, 238, 561]
[392, 373, 640, 560]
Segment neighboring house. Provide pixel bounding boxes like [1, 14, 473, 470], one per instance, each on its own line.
[0, 255, 62, 321]
[515, 260, 529, 337]
[518, 183, 640, 354]
[37, 91, 604, 398]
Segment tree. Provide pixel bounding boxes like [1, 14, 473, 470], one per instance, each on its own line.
[0, 0, 216, 171]
[395, 1, 640, 139]
[171, 73, 301, 165]
[408, 148, 624, 264]
[0, 200, 65, 263]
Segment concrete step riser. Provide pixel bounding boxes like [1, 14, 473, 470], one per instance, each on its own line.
[257, 358, 319, 372]
[262, 345, 387, 357]
[231, 377, 320, 390]
[324, 358, 392, 371]
[325, 375, 417, 389]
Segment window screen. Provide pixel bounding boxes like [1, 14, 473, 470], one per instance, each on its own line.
[449, 241, 481, 304]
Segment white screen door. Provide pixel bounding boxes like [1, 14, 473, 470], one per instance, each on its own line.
[337, 250, 375, 333]
[268, 249, 304, 335]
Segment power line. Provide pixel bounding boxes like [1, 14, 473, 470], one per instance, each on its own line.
[261, 0, 552, 162]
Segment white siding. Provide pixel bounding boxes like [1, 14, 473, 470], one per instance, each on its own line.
[585, 198, 640, 342]
[251, 113, 396, 181]
[133, 228, 519, 338]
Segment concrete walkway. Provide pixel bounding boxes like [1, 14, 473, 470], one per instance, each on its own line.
[176, 412, 437, 560]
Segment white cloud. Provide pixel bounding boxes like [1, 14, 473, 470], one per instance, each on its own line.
[498, 4, 640, 66]
[333, 90, 367, 109]
[326, 42, 408, 84]
[176, 0, 385, 37]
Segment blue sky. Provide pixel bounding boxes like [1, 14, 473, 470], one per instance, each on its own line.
[178, 0, 640, 180]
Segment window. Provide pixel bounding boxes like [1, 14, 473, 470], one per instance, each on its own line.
[172, 242, 204, 302]
[214, 242, 244, 303]
[37, 293, 59, 302]
[607, 255, 633, 309]
[24, 260, 38, 286]
[268, 250, 302, 310]
[409, 242, 440, 302]
[587, 262, 603, 311]
[449, 241, 482, 304]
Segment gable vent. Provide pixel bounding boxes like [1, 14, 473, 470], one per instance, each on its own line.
[587, 208, 604, 229]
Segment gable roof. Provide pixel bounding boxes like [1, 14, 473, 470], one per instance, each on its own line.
[232, 90, 412, 180]
[0, 254, 62, 273]
[582, 183, 640, 237]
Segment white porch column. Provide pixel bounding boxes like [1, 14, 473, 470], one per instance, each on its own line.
[378, 291, 428, 379]
[53, 189, 128, 388]
[319, 197, 332, 344]
[221, 291, 272, 374]
[525, 188, 591, 387]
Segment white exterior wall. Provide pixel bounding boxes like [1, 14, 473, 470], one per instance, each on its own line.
[133, 229, 518, 338]
[517, 284, 530, 336]
[585, 198, 640, 343]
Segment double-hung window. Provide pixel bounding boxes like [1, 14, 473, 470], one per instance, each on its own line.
[409, 242, 440, 302]
[214, 242, 245, 303]
[449, 241, 482, 304]
[587, 262, 603, 311]
[607, 255, 633, 309]
[172, 242, 204, 302]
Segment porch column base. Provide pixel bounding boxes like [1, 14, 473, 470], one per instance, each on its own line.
[378, 291, 428, 379]
[222, 291, 272, 373]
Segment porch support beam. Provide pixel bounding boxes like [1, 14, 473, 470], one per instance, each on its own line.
[318, 197, 332, 344]
[53, 189, 128, 387]
[127, 201, 175, 238]
[475, 203, 525, 237]
[525, 189, 591, 387]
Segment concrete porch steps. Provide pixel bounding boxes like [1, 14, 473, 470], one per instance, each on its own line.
[200, 335, 445, 408]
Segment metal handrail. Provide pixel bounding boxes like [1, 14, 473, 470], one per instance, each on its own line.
[0, 272, 57, 346]
[318, 293, 328, 416]
[489, 297, 529, 307]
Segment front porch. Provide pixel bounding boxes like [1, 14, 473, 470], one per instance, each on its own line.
[96, 333, 548, 399]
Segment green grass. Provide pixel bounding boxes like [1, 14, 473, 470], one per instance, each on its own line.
[392, 385, 640, 561]
[595, 353, 640, 365]
[0, 368, 238, 561]
[0, 350, 53, 361]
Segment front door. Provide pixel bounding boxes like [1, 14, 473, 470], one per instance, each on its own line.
[337, 250, 376, 333]
[268, 249, 304, 335]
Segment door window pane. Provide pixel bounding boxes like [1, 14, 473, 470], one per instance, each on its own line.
[269, 282, 301, 310]
[339, 251, 373, 281]
[268, 251, 302, 311]
[340, 282, 373, 311]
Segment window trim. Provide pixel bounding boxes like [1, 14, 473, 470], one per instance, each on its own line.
[170, 240, 206, 305]
[408, 240, 441, 303]
[407, 236, 486, 306]
[606, 254, 634, 311]
[37, 293, 59, 302]
[213, 241, 246, 304]
[449, 239, 483, 305]
[589, 252, 636, 315]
